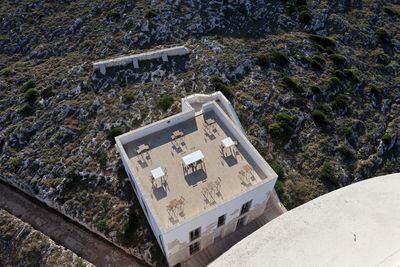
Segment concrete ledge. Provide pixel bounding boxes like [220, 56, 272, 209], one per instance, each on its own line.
[93, 46, 190, 74]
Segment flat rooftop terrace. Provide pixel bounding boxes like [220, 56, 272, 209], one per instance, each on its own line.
[123, 110, 271, 232]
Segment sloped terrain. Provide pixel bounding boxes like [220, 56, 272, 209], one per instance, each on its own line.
[0, 0, 399, 265]
[0, 208, 93, 267]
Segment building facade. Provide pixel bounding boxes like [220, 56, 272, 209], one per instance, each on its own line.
[115, 92, 277, 266]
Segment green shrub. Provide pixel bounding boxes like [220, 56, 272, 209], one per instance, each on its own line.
[281, 76, 303, 93]
[298, 54, 310, 64]
[299, 10, 311, 24]
[0, 67, 12, 77]
[343, 127, 352, 136]
[10, 157, 22, 169]
[333, 70, 346, 81]
[270, 160, 285, 180]
[22, 80, 36, 92]
[376, 53, 390, 65]
[320, 161, 336, 184]
[107, 9, 120, 19]
[41, 87, 52, 98]
[269, 50, 289, 66]
[331, 93, 349, 109]
[96, 150, 107, 167]
[310, 85, 322, 94]
[329, 54, 347, 66]
[144, 9, 157, 18]
[275, 179, 285, 195]
[256, 54, 269, 67]
[343, 68, 359, 82]
[210, 75, 234, 99]
[107, 127, 123, 140]
[158, 94, 174, 111]
[327, 77, 341, 90]
[383, 5, 400, 17]
[25, 88, 39, 104]
[122, 92, 135, 104]
[309, 34, 336, 49]
[18, 104, 33, 115]
[96, 218, 110, 232]
[375, 28, 390, 43]
[310, 59, 323, 70]
[311, 109, 328, 124]
[76, 258, 86, 267]
[337, 144, 354, 158]
[268, 112, 297, 141]
[382, 133, 392, 145]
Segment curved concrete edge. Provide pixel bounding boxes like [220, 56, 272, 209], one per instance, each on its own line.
[210, 173, 400, 267]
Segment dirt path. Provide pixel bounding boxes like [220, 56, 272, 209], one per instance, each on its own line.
[0, 181, 144, 267]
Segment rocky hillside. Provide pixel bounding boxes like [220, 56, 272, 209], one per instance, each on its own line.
[0, 0, 399, 265]
[0, 208, 93, 267]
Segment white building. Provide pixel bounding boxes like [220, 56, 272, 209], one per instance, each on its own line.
[115, 92, 278, 266]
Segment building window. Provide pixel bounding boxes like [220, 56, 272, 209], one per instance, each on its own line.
[189, 241, 200, 255]
[217, 214, 226, 227]
[240, 200, 252, 215]
[189, 227, 201, 242]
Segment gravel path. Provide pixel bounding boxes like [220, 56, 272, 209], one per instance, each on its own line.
[0, 181, 144, 267]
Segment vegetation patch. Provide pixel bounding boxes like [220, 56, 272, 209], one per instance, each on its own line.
[210, 75, 234, 99]
[22, 79, 36, 92]
[331, 93, 349, 110]
[381, 133, 392, 145]
[337, 144, 354, 158]
[25, 88, 39, 104]
[309, 34, 336, 49]
[122, 92, 135, 104]
[269, 50, 289, 66]
[375, 28, 390, 44]
[270, 160, 285, 180]
[281, 75, 303, 93]
[158, 94, 174, 111]
[268, 112, 297, 141]
[320, 161, 336, 185]
[107, 127, 123, 141]
[311, 109, 328, 125]
[329, 54, 347, 66]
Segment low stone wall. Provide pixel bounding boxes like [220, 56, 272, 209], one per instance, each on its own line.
[93, 46, 190, 74]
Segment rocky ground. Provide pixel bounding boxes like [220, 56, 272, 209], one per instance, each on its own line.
[0, 0, 399, 265]
[0, 208, 93, 267]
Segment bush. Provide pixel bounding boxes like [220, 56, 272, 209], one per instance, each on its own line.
[331, 93, 349, 109]
[333, 70, 346, 81]
[122, 92, 134, 104]
[311, 109, 328, 124]
[376, 53, 390, 65]
[310, 59, 323, 70]
[382, 133, 392, 145]
[107, 127, 123, 140]
[310, 85, 322, 94]
[22, 80, 36, 92]
[158, 94, 174, 111]
[281, 76, 303, 93]
[383, 5, 400, 17]
[210, 75, 234, 99]
[256, 54, 269, 67]
[329, 54, 347, 66]
[18, 104, 33, 115]
[320, 161, 336, 184]
[268, 112, 297, 141]
[10, 157, 22, 169]
[96, 218, 110, 232]
[299, 10, 311, 24]
[375, 28, 390, 44]
[269, 50, 289, 66]
[144, 9, 157, 19]
[96, 150, 107, 167]
[76, 258, 86, 267]
[343, 127, 352, 136]
[309, 34, 336, 49]
[0, 67, 12, 77]
[25, 88, 39, 104]
[326, 77, 341, 90]
[337, 144, 354, 158]
[343, 68, 359, 82]
[270, 160, 285, 180]
[275, 179, 285, 195]
[107, 9, 120, 19]
[41, 87, 52, 98]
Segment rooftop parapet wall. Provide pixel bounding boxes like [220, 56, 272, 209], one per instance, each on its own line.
[93, 46, 190, 74]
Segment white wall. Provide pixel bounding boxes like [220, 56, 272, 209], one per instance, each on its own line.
[162, 178, 276, 256]
[118, 109, 195, 145]
[93, 46, 190, 70]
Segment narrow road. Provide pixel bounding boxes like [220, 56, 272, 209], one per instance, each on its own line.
[0, 181, 144, 267]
